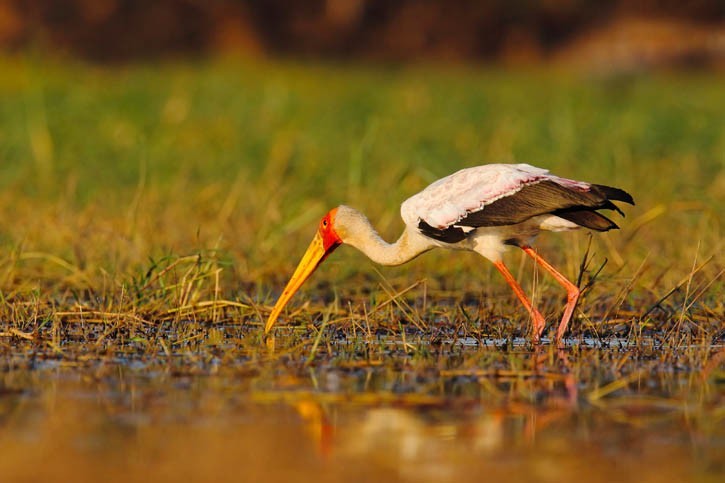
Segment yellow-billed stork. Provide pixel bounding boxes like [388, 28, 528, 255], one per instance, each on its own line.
[265, 163, 634, 343]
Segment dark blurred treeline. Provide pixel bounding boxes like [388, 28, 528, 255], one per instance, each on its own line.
[0, 0, 723, 68]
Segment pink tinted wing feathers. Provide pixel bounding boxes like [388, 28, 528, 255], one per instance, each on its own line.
[400, 163, 590, 230]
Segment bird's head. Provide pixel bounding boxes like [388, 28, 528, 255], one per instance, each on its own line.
[264, 207, 344, 334]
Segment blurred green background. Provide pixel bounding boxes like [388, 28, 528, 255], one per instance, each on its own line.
[0, 1, 722, 295]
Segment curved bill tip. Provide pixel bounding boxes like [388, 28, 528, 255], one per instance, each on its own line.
[265, 232, 331, 334]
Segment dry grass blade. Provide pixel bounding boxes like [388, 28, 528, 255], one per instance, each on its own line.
[642, 254, 715, 320]
[55, 309, 151, 326]
[0, 328, 34, 339]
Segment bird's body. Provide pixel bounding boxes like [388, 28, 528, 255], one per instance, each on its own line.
[265, 163, 634, 343]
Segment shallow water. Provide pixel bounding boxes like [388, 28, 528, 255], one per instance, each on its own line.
[1, 357, 723, 483]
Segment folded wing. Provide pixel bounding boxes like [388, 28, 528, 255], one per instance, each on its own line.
[416, 178, 634, 244]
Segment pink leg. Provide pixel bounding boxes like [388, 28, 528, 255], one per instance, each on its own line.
[493, 260, 546, 342]
[521, 246, 580, 342]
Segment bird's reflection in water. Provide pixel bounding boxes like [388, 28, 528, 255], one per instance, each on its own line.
[291, 350, 579, 471]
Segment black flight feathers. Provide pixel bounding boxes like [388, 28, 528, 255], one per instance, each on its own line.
[417, 180, 635, 244]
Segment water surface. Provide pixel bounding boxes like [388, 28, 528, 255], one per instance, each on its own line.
[1, 350, 722, 483]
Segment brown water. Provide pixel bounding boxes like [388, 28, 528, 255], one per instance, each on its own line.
[1, 358, 723, 483]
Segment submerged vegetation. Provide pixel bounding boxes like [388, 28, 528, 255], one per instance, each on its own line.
[0, 58, 722, 481]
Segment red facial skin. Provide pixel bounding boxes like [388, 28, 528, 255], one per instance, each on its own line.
[319, 208, 343, 257]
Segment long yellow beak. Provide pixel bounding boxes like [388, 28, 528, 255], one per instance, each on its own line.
[265, 232, 328, 334]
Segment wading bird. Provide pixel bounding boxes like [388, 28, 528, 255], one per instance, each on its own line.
[265, 164, 633, 343]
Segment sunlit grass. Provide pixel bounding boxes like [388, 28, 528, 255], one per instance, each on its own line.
[0, 57, 721, 388]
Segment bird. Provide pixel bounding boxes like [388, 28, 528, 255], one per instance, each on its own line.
[264, 163, 634, 343]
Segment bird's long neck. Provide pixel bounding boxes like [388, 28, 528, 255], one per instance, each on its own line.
[338, 208, 436, 266]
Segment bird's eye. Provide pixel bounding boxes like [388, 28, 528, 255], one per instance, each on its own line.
[322, 219, 328, 227]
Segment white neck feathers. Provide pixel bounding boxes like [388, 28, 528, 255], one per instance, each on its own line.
[333, 205, 436, 266]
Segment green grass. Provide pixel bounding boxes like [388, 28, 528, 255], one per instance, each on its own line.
[0, 56, 722, 366]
